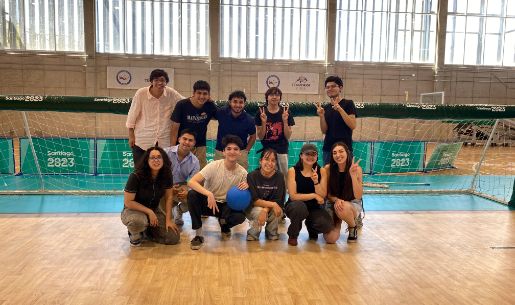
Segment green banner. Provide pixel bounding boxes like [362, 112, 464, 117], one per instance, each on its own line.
[1, 95, 514, 119]
[0, 138, 14, 174]
[352, 142, 372, 174]
[372, 142, 425, 173]
[21, 138, 95, 174]
[97, 139, 134, 174]
[425, 142, 463, 171]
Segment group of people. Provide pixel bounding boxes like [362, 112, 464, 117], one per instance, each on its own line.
[121, 69, 362, 249]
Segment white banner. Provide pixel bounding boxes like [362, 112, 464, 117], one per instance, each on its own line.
[107, 67, 175, 89]
[257, 72, 319, 94]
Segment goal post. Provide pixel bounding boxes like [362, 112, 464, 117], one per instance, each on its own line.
[0, 95, 513, 204]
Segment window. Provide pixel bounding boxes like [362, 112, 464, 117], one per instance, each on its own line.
[336, 0, 437, 63]
[220, 0, 327, 60]
[0, 0, 84, 52]
[446, 0, 515, 66]
[96, 0, 208, 56]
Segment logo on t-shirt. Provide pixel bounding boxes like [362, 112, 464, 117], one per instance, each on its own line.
[266, 121, 283, 141]
[186, 113, 208, 122]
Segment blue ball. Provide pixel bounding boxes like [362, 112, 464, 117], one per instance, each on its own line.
[226, 186, 251, 211]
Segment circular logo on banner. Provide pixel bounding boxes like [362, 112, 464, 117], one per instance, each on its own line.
[116, 70, 132, 85]
[266, 75, 280, 88]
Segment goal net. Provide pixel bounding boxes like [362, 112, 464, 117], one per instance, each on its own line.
[0, 95, 513, 204]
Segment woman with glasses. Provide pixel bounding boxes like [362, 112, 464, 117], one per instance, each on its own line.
[121, 146, 180, 246]
[285, 143, 335, 246]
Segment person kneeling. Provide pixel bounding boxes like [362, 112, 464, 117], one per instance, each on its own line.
[121, 146, 180, 247]
[187, 135, 249, 250]
[246, 148, 285, 241]
[324, 142, 364, 243]
[285, 144, 334, 246]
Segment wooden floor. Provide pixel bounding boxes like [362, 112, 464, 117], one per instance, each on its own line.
[1, 211, 514, 305]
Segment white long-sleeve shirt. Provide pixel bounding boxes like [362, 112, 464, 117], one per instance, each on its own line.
[126, 86, 184, 150]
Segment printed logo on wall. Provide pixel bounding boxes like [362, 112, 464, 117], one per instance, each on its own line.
[116, 70, 132, 85]
[258, 72, 319, 94]
[107, 67, 174, 89]
[266, 75, 281, 88]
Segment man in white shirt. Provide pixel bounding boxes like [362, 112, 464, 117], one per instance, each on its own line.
[126, 69, 184, 165]
[187, 135, 249, 250]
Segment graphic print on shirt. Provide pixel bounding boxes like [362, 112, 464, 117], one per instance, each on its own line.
[265, 121, 283, 141]
[186, 112, 208, 123]
[256, 184, 278, 199]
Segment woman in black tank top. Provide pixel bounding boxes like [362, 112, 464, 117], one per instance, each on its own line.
[324, 142, 363, 243]
[285, 143, 335, 246]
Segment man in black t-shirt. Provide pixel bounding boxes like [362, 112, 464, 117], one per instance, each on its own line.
[316, 76, 357, 165]
[170, 80, 217, 169]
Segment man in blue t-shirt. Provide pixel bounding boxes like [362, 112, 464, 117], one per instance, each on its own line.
[214, 90, 256, 169]
[316, 76, 357, 165]
[170, 80, 217, 169]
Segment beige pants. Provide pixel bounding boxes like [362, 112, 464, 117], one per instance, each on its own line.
[214, 149, 249, 170]
[193, 146, 207, 169]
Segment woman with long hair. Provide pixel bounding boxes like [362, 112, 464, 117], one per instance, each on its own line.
[246, 148, 285, 241]
[324, 142, 363, 242]
[121, 146, 180, 246]
[285, 143, 334, 246]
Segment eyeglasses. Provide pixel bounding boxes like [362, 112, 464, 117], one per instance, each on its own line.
[303, 151, 318, 157]
[149, 156, 163, 161]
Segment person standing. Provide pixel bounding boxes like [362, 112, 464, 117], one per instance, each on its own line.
[170, 80, 217, 169]
[214, 90, 256, 169]
[126, 69, 184, 165]
[256, 87, 295, 178]
[316, 76, 357, 165]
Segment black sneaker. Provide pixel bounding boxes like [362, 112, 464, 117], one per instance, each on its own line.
[190, 236, 204, 250]
[347, 226, 358, 243]
[128, 231, 142, 247]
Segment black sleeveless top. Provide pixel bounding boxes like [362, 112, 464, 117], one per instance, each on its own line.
[334, 170, 355, 202]
[294, 166, 322, 210]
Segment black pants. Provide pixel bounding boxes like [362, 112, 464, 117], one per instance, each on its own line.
[188, 190, 246, 232]
[285, 200, 333, 239]
[132, 145, 146, 167]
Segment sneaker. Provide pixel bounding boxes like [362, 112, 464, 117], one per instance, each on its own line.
[221, 231, 232, 241]
[347, 226, 358, 243]
[173, 205, 184, 226]
[355, 214, 363, 229]
[128, 231, 142, 247]
[288, 238, 298, 246]
[266, 234, 279, 241]
[246, 234, 258, 241]
[190, 236, 204, 250]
